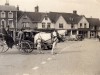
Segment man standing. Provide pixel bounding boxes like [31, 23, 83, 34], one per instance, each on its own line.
[18, 29, 23, 44]
[51, 37, 58, 55]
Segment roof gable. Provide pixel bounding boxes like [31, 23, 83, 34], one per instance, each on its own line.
[78, 16, 89, 24]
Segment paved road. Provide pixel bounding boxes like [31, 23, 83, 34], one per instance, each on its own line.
[0, 39, 100, 75]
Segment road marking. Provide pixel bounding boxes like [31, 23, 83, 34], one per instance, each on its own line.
[47, 58, 52, 60]
[41, 61, 46, 64]
[23, 74, 30, 75]
[32, 66, 39, 70]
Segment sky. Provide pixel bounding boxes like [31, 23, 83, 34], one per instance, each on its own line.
[1, 0, 100, 18]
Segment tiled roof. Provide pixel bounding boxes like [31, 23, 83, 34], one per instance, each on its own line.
[61, 13, 82, 24]
[0, 5, 17, 11]
[47, 12, 60, 23]
[48, 12, 82, 24]
[87, 18, 100, 26]
[25, 12, 45, 22]
[17, 11, 89, 25]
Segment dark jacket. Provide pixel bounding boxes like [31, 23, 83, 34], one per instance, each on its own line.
[0, 28, 14, 48]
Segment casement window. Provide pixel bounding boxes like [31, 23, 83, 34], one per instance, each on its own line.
[23, 15, 28, 19]
[69, 17, 74, 21]
[47, 23, 51, 28]
[71, 25, 74, 29]
[84, 23, 87, 28]
[1, 11, 6, 18]
[26, 23, 30, 27]
[8, 12, 13, 18]
[22, 22, 30, 28]
[8, 19, 14, 28]
[59, 23, 63, 28]
[1, 19, 6, 28]
[80, 23, 82, 28]
[42, 22, 45, 28]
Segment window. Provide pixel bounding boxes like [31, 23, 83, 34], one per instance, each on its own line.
[1, 19, 6, 27]
[8, 12, 13, 18]
[59, 23, 63, 28]
[69, 17, 74, 21]
[47, 23, 51, 28]
[42, 23, 45, 28]
[22, 22, 30, 28]
[8, 20, 14, 28]
[1, 11, 6, 18]
[26, 23, 30, 27]
[84, 23, 87, 28]
[71, 25, 74, 29]
[23, 15, 28, 19]
[80, 23, 82, 28]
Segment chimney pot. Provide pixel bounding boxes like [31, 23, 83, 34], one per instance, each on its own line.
[73, 10, 77, 14]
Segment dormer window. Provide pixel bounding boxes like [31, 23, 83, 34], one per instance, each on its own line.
[1, 11, 6, 18]
[8, 12, 13, 18]
[70, 17, 74, 21]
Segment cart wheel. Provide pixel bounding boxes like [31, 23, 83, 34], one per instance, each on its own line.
[20, 42, 33, 53]
[0, 40, 9, 53]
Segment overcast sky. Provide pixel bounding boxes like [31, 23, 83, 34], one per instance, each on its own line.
[1, 0, 100, 18]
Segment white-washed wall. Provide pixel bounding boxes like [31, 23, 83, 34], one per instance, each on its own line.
[55, 16, 69, 29]
[78, 17, 89, 28]
[37, 17, 54, 29]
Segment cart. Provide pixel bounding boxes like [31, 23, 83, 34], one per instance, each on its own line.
[0, 30, 39, 53]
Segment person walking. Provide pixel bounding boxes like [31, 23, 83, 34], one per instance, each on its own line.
[51, 37, 58, 55]
[36, 37, 43, 54]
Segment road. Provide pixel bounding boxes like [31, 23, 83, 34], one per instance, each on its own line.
[0, 39, 100, 75]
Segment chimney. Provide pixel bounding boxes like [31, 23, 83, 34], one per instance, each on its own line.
[17, 5, 19, 11]
[73, 10, 77, 14]
[35, 6, 39, 12]
[5, 0, 9, 6]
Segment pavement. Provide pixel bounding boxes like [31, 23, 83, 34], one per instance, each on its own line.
[0, 39, 100, 75]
